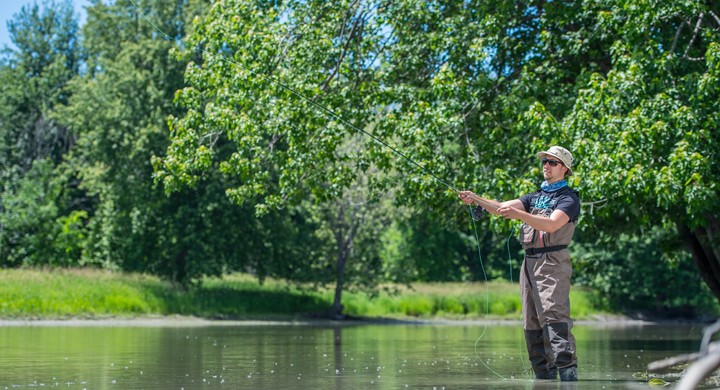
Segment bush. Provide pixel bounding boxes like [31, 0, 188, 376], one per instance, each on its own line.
[572, 226, 719, 317]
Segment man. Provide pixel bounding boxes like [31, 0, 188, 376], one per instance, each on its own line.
[458, 146, 580, 382]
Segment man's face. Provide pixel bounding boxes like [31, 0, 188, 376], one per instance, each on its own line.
[542, 158, 566, 183]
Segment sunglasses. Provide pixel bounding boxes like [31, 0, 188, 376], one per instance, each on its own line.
[541, 158, 563, 167]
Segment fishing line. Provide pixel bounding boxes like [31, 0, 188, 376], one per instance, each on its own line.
[507, 226, 532, 379]
[470, 221, 529, 381]
[506, 227, 515, 284]
[468, 209, 509, 380]
[130, 0, 521, 379]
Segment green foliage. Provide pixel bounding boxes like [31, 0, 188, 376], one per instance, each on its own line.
[56, 210, 88, 260]
[341, 282, 531, 319]
[0, 1, 85, 269]
[399, 296, 435, 317]
[158, 0, 386, 212]
[5, 0, 81, 77]
[0, 160, 84, 267]
[0, 269, 331, 318]
[154, 0, 720, 312]
[0, 269, 607, 320]
[381, 215, 473, 282]
[572, 226, 717, 316]
[0, 0, 79, 175]
[517, 2, 720, 311]
[54, 0, 256, 286]
[379, 212, 520, 284]
[0, 269, 156, 316]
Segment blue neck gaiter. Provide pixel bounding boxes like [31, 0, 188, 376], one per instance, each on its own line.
[541, 180, 568, 192]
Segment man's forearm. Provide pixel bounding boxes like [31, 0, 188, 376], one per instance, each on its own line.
[467, 194, 503, 215]
[459, 191, 522, 217]
[515, 209, 568, 233]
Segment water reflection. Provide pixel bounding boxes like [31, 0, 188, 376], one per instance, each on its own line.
[0, 322, 706, 389]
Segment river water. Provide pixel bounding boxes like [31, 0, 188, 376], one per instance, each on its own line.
[0, 321, 711, 389]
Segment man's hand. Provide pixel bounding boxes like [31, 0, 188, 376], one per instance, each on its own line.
[458, 191, 476, 205]
[497, 205, 522, 220]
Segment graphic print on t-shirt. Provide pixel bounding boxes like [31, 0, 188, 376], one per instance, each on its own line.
[531, 195, 556, 217]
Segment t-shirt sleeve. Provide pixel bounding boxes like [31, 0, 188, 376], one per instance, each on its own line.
[519, 193, 532, 212]
[555, 193, 580, 222]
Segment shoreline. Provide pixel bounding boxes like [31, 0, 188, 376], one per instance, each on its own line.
[0, 314, 705, 327]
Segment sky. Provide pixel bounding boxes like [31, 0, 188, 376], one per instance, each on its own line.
[0, 0, 91, 50]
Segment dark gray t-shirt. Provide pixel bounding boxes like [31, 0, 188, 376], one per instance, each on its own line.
[519, 186, 580, 222]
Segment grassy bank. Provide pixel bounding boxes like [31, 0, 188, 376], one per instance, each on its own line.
[0, 268, 607, 320]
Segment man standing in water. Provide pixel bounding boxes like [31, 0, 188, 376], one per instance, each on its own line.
[458, 146, 580, 382]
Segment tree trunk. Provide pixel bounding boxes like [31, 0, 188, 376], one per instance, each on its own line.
[331, 249, 347, 319]
[329, 206, 361, 319]
[678, 221, 720, 304]
[173, 248, 188, 290]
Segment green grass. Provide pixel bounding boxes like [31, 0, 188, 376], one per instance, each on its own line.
[0, 268, 608, 320]
[339, 281, 603, 320]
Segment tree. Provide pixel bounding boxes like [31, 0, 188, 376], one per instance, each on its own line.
[0, 0, 80, 176]
[156, 0, 395, 302]
[53, 0, 256, 285]
[376, 0, 720, 311]
[0, 0, 82, 266]
[522, 2, 720, 305]
[0, 0, 80, 170]
[0, 159, 86, 266]
[572, 226, 716, 316]
[310, 175, 399, 318]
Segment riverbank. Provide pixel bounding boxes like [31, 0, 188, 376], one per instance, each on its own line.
[0, 268, 608, 321]
[0, 315, 654, 328]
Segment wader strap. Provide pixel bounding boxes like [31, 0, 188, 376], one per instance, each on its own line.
[525, 245, 568, 256]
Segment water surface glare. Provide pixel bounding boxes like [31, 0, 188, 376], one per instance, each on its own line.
[0, 322, 708, 389]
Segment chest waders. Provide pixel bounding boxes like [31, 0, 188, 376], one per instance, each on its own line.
[519, 192, 578, 381]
